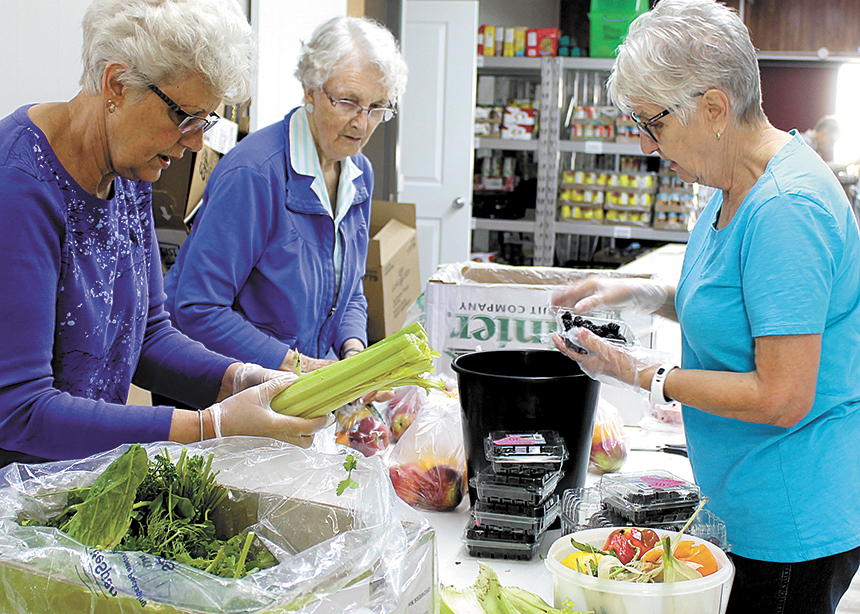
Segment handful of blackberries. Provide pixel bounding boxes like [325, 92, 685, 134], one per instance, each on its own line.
[559, 311, 628, 354]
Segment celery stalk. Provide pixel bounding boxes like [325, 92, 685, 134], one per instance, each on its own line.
[270, 323, 442, 418]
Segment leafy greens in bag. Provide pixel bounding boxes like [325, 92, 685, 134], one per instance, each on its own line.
[21, 444, 276, 579]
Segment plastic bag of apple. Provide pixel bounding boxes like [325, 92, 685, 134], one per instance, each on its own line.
[387, 388, 467, 512]
[334, 402, 394, 457]
[589, 398, 628, 474]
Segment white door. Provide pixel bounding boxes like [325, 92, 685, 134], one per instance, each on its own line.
[400, 1, 478, 288]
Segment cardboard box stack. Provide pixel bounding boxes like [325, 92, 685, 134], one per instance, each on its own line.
[363, 201, 421, 344]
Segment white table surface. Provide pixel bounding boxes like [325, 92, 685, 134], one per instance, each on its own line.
[423, 426, 693, 604]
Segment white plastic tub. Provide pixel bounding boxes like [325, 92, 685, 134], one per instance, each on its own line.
[545, 528, 734, 614]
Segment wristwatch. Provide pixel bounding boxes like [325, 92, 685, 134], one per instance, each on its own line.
[650, 363, 678, 406]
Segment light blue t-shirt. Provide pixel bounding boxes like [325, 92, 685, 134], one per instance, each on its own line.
[677, 131, 860, 562]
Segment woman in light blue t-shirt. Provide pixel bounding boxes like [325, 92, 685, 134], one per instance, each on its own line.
[551, 1, 860, 613]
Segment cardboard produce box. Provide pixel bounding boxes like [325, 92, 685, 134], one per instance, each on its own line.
[425, 262, 648, 377]
[364, 201, 421, 344]
[0, 438, 436, 614]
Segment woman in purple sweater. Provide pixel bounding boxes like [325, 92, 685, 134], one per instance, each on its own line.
[0, 0, 330, 467]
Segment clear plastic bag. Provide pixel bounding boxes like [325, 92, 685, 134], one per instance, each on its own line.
[387, 389, 466, 512]
[589, 398, 629, 474]
[0, 437, 435, 613]
[382, 385, 427, 443]
[334, 402, 392, 457]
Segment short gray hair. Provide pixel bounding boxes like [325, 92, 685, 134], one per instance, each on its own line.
[608, 0, 764, 126]
[80, 0, 256, 103]
[295, 16, 408, 103]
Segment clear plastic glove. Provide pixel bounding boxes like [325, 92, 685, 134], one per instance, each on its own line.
[552, 276, 669, 318]
[232, 362, 297, 393]
[208, 377, 333, 448]
[551, 328, 670, 393]
[279, 350, 335, 374]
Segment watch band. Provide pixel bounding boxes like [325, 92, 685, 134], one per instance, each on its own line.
[650, 363, 678, 406]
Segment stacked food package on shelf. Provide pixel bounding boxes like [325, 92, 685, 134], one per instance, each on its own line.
[654, 166, 697, 231]
[464, 431, 567, 561]
[558, 167, 657, 228]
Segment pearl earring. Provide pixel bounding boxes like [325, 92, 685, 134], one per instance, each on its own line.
[305, 102, 314, 114]
[107, 100, 116, 113]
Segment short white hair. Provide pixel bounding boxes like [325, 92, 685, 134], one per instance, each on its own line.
[608, 0, 765, 126]
[295, 16, 408, 103]
[80, 0, 256, 103]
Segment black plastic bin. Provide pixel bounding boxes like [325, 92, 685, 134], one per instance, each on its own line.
[452, 349, 601, 505]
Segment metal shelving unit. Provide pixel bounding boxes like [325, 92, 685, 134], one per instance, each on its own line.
[472, 56, 690, 266]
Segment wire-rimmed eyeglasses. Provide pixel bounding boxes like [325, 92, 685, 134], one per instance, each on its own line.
[323, 89, 396, 123]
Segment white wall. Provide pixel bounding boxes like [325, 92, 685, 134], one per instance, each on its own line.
[0, 0, 91, 118]
[0, 0, 253, 120]
[250, 0, 348, 132]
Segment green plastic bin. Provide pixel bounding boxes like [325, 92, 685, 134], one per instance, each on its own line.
[588, 0, 649, 58]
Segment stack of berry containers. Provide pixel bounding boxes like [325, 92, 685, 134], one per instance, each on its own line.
[463, 431, 568, 560]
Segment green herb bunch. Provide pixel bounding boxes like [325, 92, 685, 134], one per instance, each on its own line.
[24, 445, 277, 579]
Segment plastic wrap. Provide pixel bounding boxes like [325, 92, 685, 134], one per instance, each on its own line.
[0, 437, 435, 614]
[387, 389, 466, 512]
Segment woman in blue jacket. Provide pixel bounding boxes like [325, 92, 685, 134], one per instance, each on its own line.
[164, 16, 408, 373]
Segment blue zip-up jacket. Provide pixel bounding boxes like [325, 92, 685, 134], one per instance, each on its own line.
[164, 108, 372, 365]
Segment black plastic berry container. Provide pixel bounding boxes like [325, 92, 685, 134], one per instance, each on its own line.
[598, 470, 701, 524]
[463, 524, 545, 561]
[484, 431, 568, 473]
[470, 467, 564, 506]
[550, 307, 635, 355]
[472, 494, 560, 535]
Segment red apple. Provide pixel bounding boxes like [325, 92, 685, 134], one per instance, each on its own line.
[419, 464, 464, 511]
[349, 416, 391, 457]
[389, 463, 426, 507]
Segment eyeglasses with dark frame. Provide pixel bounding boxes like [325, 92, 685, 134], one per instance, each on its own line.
[630, 108, 671, 143]
[322, 89, 396, 123]
[630, 92, 709, 144]
[146, 82, 220, 134]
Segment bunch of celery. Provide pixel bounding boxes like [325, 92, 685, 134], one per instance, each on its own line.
[270, 322, 442, 419]
[441, 562, 583, 614]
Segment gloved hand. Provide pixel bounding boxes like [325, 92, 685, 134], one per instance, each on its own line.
[280, 350, 335, 374]
[232, 362, 297, 393]
[551, 326, 674, 393]
[208, 377, 333, 448]
[552, 276, 669, 317]
[552, 328, 644, 390]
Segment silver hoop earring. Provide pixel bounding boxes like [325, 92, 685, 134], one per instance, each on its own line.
[305, 102, 314, 114]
